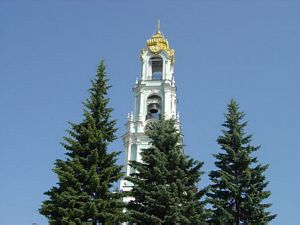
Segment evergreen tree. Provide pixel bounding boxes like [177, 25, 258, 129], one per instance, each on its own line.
[126, 118, 208, 225]
[40, 61, 126, 225]
[207, 100, 276, 225]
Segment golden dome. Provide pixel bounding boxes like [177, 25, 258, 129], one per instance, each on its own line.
[144, 20, 175, 64]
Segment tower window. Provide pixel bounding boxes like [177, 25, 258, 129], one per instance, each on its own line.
[150, 57, 163, 80]
[146, 95, 162, 120]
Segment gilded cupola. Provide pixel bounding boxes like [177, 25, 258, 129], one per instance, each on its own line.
[142, 20, 175, 64]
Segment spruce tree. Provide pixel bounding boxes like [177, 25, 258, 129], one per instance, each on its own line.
[40, 61, 126, 225]
[126, 118, 208, 225]
[207, 100, 276, 225]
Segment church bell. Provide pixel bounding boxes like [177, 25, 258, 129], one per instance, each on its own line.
[148, 103, 160, 113]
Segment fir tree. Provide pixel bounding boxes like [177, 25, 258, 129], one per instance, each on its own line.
[40, 61, 126, 225]
[207, 100, 276, 225]
[126, 118, 208, 225]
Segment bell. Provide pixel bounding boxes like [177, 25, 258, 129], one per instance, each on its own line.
[148, 103, 160, 114]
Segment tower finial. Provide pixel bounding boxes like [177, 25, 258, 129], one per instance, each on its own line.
[156, 19, 161, 34]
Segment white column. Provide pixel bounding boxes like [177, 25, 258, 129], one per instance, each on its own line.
[164, 60, 169, 80]
[126, 142, 132, 176]
[139, 92, 145, 119]
[164, 90, 171, 118]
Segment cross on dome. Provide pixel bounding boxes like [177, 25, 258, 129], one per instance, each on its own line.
[156, 19, 161, 34]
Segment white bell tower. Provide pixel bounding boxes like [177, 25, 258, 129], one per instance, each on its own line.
[119, 21, 179, 194]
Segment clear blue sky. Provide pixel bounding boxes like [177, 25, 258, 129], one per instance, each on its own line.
[1, 1, 299, 224]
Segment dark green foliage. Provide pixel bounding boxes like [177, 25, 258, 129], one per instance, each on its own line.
[207, 100, 276, 225]
[40, 61, 126, 225]
[126, 118, 208, 225]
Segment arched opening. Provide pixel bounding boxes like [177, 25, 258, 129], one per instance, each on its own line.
[150, 57, 163, 80]
[146, 95, 162, 120]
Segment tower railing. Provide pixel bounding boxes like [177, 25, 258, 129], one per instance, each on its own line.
[146, 113, 161, 120]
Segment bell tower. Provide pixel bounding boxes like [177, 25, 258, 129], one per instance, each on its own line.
[119, 21, 179, 193]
